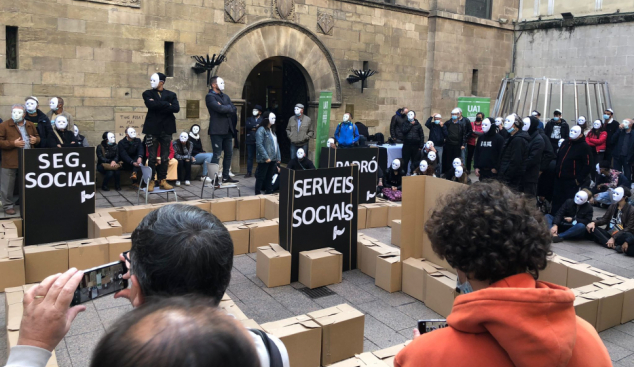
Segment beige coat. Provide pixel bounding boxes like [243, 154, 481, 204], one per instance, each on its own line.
[286, 115, 315, 146]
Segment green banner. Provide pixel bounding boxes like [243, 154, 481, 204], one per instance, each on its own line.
[457, 97, 491, 122]
[314, 91, 332, 167]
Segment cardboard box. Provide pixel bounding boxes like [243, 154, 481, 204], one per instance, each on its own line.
[373, 342, 410, 367]
[4, 286, 23, 321]
[538, 255, 575, 287]
[210, 198, 237, 222]
[88, 212, 124, 239]
[329, 353, 386, 367]
[7, 300, 23, 332]
[0, 218, 22, 237]
[424, 269, 458, 317]
[401, 258, 444, 302]
[0, 220, 20, 238]
[299, 248, 343, 289]
[358, 238, 397, 278]
[257, 244, 291, 287]
[357, 206, 367, 230]
[122, 205, 153, 233]
[106, 235, 132, 263]
[365, 204, 389, 228]
[225, 223, 250, 255]
[261, 315, 322, 367]
[308, 304, 365, 365]
[391, 220, 401, 247]
[0, 241, 25, 291]
[375, 253, 401, 293]
[567, 263, 605, 289]
[582, 287, 624, 331]
[24, 242, 69, 283]
[574, 293, 599, 327]
[264, 196, 280, 220]
[68, 238, 109, 270]
[179, 199, 212, 212]
[614, 279, 634, 324]
[241, 318, 263, 331]
[386, 204, 401, 227]
[236, 196, 262, 221]
[218, 299, 249, 321]
[249, 220, 279, 253]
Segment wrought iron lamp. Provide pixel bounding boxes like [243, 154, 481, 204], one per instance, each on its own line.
[346, 69, 377, 93]
[191, 54, 227, 87]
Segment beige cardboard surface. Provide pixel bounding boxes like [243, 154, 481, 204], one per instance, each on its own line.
[401, 258, 444, 302]
[4, 287, 22, 321]
[373, 341, 410, 367]
[298, 248, 343, 289]
[614, 280, 634, 324]
[218, 299, 249, 321]
[264, 196, 280, 220]
[424, 270, 458, 318]
[359, 239, 397, 278]
[391, 220, 401, 247]
[123, 205, 153, 233]
[210, 198, 237, 222]
[236, 196, 262, 221]
[225, 223, 250, 255]
[567, 264, 605, 289]
[24, 243, 69, 283]
[582, 287, 625, 332]
[7, 302, 23, 331]
[262, 315, 323, 367]
[329, 352, 387, 367]
[0, 242, 25, 291]
[308, 304, 365, 366]
[400, 176, 426, 261]
[68, 238, 109, 270]
[375, 253, 401, 293]
[241, 318, 263, 331]
[249, 220, 279, 253]
[179, 199, 212, 212]
[106, 235, 132, 262]
[538, 255, 569, 287]
[357, 206, 367, 230]
[365, 204, 389, 228]
[387, 204, 401, 227]
[257, 244, 291, 288]
[574, 295, 599, 328]
[0, 220, 21, 238]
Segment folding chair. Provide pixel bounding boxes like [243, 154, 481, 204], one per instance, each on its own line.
[200, 162, 241, 199]
[137, 165, 178, 204]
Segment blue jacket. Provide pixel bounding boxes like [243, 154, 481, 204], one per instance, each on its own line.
[255, 126, 281, 163]
[424, 117, 447, 147]
[334, 121, 359, 147]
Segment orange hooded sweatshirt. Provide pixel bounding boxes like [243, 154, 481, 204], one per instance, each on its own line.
[395, 273, 612, 367]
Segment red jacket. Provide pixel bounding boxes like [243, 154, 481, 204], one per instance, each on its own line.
[586, 130, 607, 153]
[468, 121, 483, 146]
[145, 143, 175, 160]
[395, 273, 611, 367]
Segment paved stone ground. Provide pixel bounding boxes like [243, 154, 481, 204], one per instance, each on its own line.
[2, 174, 634, 366]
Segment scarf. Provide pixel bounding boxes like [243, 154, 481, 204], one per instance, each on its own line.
[189, 132, 200, 140]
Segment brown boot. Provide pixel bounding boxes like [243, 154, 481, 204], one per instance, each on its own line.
[148, 180, 155, 192]
[160, 179, 173, 190]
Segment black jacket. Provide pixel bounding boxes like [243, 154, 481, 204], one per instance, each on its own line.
[390, 110, 407, 142]
[474, 128, 504, 170]
[611, 128, 634, 164]
[544, 119, 569, 152]
[385, 168, 403, 190]
[286, 157, 316, 170]
[118, 137, 144, 165]
[498, 130, 530, 185]
[424, 117, 447, 147]
[498, 127, 509, 140]
[245, 116, 263, 145]
[189, 135, 205, 156]
[142, 89, 179, 135]
[206, 90, 237, 136]
[25, 110, 54, 148]
[553, 199, 594, 226]
[523, 130, 546, 184]
[401, 119, 425, 148]
[97, 141, 119, 164]
[595, 202, 634, 234]
[537, 128, 557, 171]
[51, 129, 78, 147]
[443, 117, 472, 147]
[555, 136, 591, 183]
[605, 119, 620, 155]
[592, 171, 631, 195]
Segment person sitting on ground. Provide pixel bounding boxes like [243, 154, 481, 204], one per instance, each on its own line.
[173, 132, 194, 187]
[443, 165, 469, 184]
[412, 159, 434, 177]
[51, 116, 77, 148]
[97, 132, 121, 191]
[395, 181, 612, 367]
[188, 124, 214, 183]
[382, 159, 403, 201]
[334, 113, 360, 148]
[118, 127, 144, 187]
[73, 125, 89, 147]
[592, 161, 631, 207]
[546, 189, 593, 243]
[286, 148, 316, 170]
[587, 186, 634, 253]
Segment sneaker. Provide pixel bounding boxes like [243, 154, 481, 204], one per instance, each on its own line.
[160, 180, 174, 190]
[148, 180, 155, 192]
[616, 245, 624, 253]
[245, 173, 252, 178]
[200, 177, 212, 183]
[175, 181, 181, 187]
[229, 170, 235, 177]
[552, 236, 563, 243]
[185, 180, 191, 186]
[223, 177, 239, 183]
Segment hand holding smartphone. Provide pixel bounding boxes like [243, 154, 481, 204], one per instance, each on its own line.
[70, 261, 129, 306]
[417, 319, 448, 335]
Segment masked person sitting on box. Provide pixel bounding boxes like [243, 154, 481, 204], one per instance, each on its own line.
[173, 132, 194, 187]
[593, 161, 631, 207]
[498, 115, 530, 192]
[97, 132, 121, 191]
[546, 189, 593, 243]
[187, 124, 213, 183]
[255, 113, 281, 195]
[425, 114, 446, 174]
[334, 113, 360, 149]
[442, 157, 465, 180]
[395, 181, 612, 367]
[118, 127, 144, 186]
[474, 118, 504, 181]
[73, 125, 89, 147]
[587, 186, 634, 253]
[51, 116, 77, 148]
[445, 164, 469, 185]
[382, 159, 403, 201]
[24, 96, 55, 148]
[286, 148, 316, 170]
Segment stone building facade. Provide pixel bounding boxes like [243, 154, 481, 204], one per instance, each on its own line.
[0, 0, 517, 168]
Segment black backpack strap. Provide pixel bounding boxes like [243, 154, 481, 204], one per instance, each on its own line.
[250, 328, 284, 367]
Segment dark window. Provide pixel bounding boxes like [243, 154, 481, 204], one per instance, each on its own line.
[471, 69, 479, 96]
[465, 0, 492, 19]
[164, 41, 174, 77]
[362, 61, 369, 89]
[6, 26, 18, 69]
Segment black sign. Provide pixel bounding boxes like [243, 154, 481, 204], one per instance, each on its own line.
[319, 147, 379, 204]
[19, 148, 96, 246]
[279, 166, 359, 282]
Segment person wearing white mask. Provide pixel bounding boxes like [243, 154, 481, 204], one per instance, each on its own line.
[546, 189, 594, 243]
[206, 76, 238, 185]
[255, 112, 281, 195]
[187, 124, 214, 182]
[401, 110, 424, 174]
[326, 137, 336, 149]
[0, 104, 39, 215]
[445, 165, 469, 184]
[73, 125, 89, 147]
[23, 96, 55, 148]
[521, 117, 545, 196]
[544, 109, 569, 154]
[334, 112, 360, 149]
[46, 96, 75, 134]
[287, 148, 316, 170]
[587, 186, 634, 253]
[592, 160, 631, 207]
[286, 103, 314, 159]
[97, 132, 122, 191]
[474, 118, 504, 181]
[576, 116, 588, 133]
[143, 72, 179, 192]
[412, 159, 434, 176]
[497, 114, 530, 191]
[244, 105, 263, 177]
[118, 127, 144, 186]
[586, 120, 607, 179]
[51, 116, 77, 148]
[551, 125, 592, 214]
[442, 107, 472, 174]
[610, 119, 634, 181]
[173, 132, 194, 186]
[425, 113, 446, 174]
[382, 159, 404, 201]
[531, 110, 544, 129]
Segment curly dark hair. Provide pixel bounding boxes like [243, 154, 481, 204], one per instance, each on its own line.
[424, 181, 552, 283]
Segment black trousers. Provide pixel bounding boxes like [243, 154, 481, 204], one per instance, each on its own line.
[593, 227, 632, 248]
[121, 162, 142, 184]
[478, 169, 497, 181]
[466, 144, 476, 172]
[552, 178, 579, 215]
[401, 143, 419, 175]
[443, 144, 462, 174]
[255, 161, 276, 195]
[147, 132, 172, 181]
[177, 159, 192, 181]
[97, 165, 121, 188]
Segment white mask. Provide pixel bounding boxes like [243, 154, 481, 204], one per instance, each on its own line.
[425, 141, 434, 150]
[596, 163, 601, 175]
[495, 117, 503, 126]
[269, 113, 276, 125]
[150, 73, 160, 89]
[453, 158, 462, 169]
[578, 117, 586, 126]
[427, 151, 436, 162]
[455, 166, 464, 178]
[11, 108, 24, 122]
[73, 125, 79, 137]
[522, 117, 531, 132]
[623, 120, 631, 129]
[593, 121, 602, 129]
[327, 138, 335, 148]
[297, 148, 305, 160]
[50, 97, 59, 111]
[613, 187, 625, 202]
[419, 160, 428, 172]
[294, 107, 302, 116]
[343, 114, 350, 122]
[25, 99, 38, 114]
[127, 128, 137, 139]
[107, 132, 116, 144]
[558, 139, 564, 148]
[407, 111, 415, 121]
[482, 119, 491, 133]
[503, 115, 515, 131]
[569, 126, 582, 140]
[55, 116, 68, 130]
[180, 132, 188, 143]
[392, 160, 401, 170]
[531, 111, 538, 117]
[574, 191, 589, 205]
[252, 110, 259, 117]
[217, 77, 225, 91]
[192, 126, 200, 134]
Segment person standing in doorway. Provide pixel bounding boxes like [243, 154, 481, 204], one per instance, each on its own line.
[286, 103, 314, 159]
[206, 76, 238, 185]
[142, 72, 179, 192]
[245, 105, 263, 178]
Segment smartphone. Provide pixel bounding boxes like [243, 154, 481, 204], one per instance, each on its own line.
[70, 261, 128, 306]
[417, 319, 448, 334]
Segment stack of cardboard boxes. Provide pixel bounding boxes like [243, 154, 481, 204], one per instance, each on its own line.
[0, 221, 25, 291]
[329, 341, 410, 367]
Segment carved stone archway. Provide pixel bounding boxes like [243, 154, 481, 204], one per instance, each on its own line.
[216, 20, 342, 106]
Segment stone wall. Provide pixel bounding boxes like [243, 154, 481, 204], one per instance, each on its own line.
[519, 0, 634, 22]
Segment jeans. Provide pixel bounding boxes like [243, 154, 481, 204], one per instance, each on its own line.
[290, 143, 308, 161]
[0, 168, 17, 211]
[147, 133, 172, 181]
[211, 134, 233, 179]
[255, 161, 276, 194]
[121, 162, 142, 184]
[192, 153, 214, 176]
[613, 157, 632, 181]
[545, 214, 586, 240]
[97, 165, 121, 189]
[246, 144, 255, 175]
[595, 190, 614, 205]
[176, 159, 192, 181]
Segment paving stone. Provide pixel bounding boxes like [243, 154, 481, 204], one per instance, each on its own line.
[92, 294, 131, 310]
[328, 281, 377, 305]
[604, 340, 634, 362]
[65, 329, 106, 367]
[314, 293, 349, 308]
[247, 299, 295, 324]
[228, 280, 274, 306]
[360, 227, 393, 246]
[396, 300, 442, 320]
[342, 269, 375, 286]
[616, 322, 634, 337]
[233, 254, 257, 275]
[0, 328, 7, 365]
[357, 299, 416, 331]
[54, 339, 73, 367]
[66, 301, 106, 337]
[364, 338, 380, 352]
[600, 328, 634, 352]
[584, 259, 634, 279]
[269, 289, 322, 315]
[97, 304, 133, 330]
[231, 267, 251, 284]
[358, 282, 416, 307]
[363, 314, 409, 349]
[246, 273, 266, 288]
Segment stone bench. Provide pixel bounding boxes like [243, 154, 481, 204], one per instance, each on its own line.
[96, 164, 203, 187]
